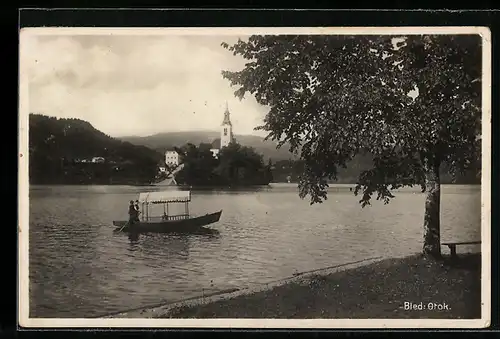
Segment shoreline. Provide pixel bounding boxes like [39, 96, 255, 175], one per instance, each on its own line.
[104, 253, 481, 319]
[101, 256, 386, 319]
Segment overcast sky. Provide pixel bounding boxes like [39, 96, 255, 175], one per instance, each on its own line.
[24, 34, 269, 137]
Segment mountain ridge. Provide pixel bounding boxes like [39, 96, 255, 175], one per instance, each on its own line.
[120, 131, 299, 162]
[28, 113, 163, 185]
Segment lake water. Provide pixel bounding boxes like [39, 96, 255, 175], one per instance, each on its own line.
[27, 184, 481, 318]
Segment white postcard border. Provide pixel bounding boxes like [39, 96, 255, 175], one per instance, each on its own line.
[18, 26, 492, 329]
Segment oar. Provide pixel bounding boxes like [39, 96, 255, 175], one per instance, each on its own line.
[115, 209, 141, 233]
[116, 220, 130, 232]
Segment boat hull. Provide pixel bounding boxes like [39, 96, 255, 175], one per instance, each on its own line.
[113, 210, 222, 233]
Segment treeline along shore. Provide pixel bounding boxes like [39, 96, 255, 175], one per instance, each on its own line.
[28, 114, 480, 186]
[28, 114, 162, 185]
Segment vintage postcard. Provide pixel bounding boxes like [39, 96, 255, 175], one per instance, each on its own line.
[18, 26, 491, 329]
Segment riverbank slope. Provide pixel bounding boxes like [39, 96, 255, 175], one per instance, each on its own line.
[160, 253, 481, 319]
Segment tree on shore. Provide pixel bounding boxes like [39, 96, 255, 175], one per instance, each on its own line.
[175, 142, 272, 186]
[174, 143, 219, 186]
[221, 35, 482, 258]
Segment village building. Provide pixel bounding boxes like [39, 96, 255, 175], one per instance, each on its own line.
[91, 156, 105, 163]
[165, 149, 180, 167]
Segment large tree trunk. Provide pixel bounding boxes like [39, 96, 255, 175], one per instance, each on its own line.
[422, 155, 442, 258]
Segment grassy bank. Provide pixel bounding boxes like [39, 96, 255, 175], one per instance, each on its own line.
[162, 253, 481, 319]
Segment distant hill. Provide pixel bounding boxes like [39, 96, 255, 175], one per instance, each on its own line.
[120, 131, 299, 162]
[120, 130, 480, 185]
[28, 114, 480, 186]
[28, 114, 163, 185]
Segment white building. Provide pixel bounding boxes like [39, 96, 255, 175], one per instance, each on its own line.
[165, 150, 180, 167]
[210, 148, 220, 158]
[91, 157, 105, 163]
[210, 102, 234, 158]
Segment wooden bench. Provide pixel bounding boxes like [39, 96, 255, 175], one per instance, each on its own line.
[441, 241, 481, 258]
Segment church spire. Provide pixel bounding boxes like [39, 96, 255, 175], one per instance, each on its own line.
[222, 101, 232, 126]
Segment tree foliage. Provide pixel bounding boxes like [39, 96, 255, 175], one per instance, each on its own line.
[221, 35, 481, 203]
[175, 142, 273, 187]
[174, 143, 221, 186]
[221, 34, 482, 257]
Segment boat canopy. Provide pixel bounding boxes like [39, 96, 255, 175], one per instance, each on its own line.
[138, 191, 191, 204]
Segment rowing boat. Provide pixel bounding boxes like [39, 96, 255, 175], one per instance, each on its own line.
[112, 190, 222, 233]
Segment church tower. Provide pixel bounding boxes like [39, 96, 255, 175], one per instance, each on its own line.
[220, 102, 233, 148]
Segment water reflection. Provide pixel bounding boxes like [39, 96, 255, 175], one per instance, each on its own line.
[128, 232, 140, 244]
[125, 229, 222, 271]
[126, 228, 220, 246]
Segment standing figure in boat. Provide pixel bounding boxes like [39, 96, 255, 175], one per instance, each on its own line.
[128, 200, 137, 225]
[134, 200, 141, 222]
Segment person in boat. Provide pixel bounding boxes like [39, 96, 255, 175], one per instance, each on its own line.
[128, 200, 137, 226]
[134, 200, 141, 222]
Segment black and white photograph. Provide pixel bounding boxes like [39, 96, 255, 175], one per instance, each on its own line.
[18, 26, 491, 328]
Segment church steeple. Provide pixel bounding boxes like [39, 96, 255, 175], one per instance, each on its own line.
[220, 101, 233, 148]
[221, 101, 232, 126]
